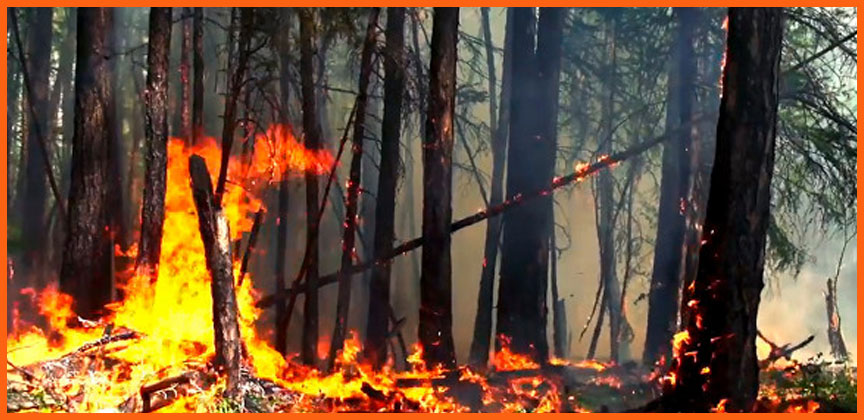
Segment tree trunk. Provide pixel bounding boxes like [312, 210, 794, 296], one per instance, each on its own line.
[328, 7, 381, 371]
[665, 8, 783, 412]
[60, 7, 113, 319]
[19, 7, 54, 280]
[298, 7, 323, 367]
[105, 9, 127, 288]
[192, 7, 204, 144]
[136, 7, 173, 282]
[825, 276, 848, 361]
[642, 7, 699, 367]
[418, 7, 459, 369]
[468, 7, 512, 368]
[6, 9, 22, 206]
[496, 7, 562, 364]
[180, 7, 192, 143]
[188, 155, 242, 396]
[273, 7, 293, 357]
[365, 6, 406, 369]
[596, 13, 623, 363]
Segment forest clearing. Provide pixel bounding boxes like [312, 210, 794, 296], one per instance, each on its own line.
[5, 7, 857, 412]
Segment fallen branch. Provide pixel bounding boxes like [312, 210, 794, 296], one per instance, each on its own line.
[237, 208, 265, 286]
[73, 331, 140, 354]
[757, 330, 815, 367]
[140, 372, 196, 413]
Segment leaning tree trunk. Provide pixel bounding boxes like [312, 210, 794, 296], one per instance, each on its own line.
[365, 6, 406, 369]
[825, 276, 849, 361]
[468, 7, 513, 368]
[328, 7, 381, 371]
[662, 7, 783, 413]
[19, 7, 54, 280]
[298, 7, 323, 367]
[60, 7, 114, 319]
[189, 155, 242, 396]
[418, 7, 459, 369]
[192, 7, 204, 145]
[642, 7, 698, 367]
[136, 7, 173, 282]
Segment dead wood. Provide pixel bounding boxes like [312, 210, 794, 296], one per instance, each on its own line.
[757, 330, 815, 368]
[189, 154, 242, 395]
[237, 207, 265, 286]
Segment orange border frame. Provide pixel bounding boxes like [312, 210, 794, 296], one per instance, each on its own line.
[1, 4, 860, 416]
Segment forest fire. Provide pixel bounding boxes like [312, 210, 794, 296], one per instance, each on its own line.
[6, 129, 611, 413]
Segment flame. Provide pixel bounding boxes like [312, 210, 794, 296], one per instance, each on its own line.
[719, 16, 730, 97]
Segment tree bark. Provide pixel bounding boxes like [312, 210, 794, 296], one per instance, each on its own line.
[136, 7, 173, 282]
[418, 7, 459, 369]
[468, 7, 513, 368]
[188, 155, 242, 396]
[298, 7, 323, 367]
[6, 9, 22, 206]
[180, 7, 192, 143]
[192, 7, 204, 145]
[825, 276, 848, 361]
[60, 7, 113, 319]
[365, 6, 406, 369]
[496, 7, 562, 364]
[328, 7, 381, 371]
[664, 7, 783, 412]
[642, 7, 699, 367]
[19, 6, 54, 279]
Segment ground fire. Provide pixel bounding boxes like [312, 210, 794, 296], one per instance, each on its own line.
[6, 6, 857, 413]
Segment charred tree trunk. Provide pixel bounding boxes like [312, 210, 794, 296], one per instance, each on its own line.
[365, 6, 406, 369]
[298, 7, 323, 367]
[192, 7, 204, 145]
[825, 276, 848, 361]
[328, 8, 381, 371]
[273, 7, 293, 357]
[188, 155, 242, 396]
[643, 7, 699, 367]
[19, 7, 54, 279]
[60, 7, 114, 319]
[180, 7, 192, 143]
[663, 8, 783, 412]
[469, 7, 513, 368]
[496, 7, 562, 364]
[136, 7, 173, 281]
[105, 10, 127, 285]
[418, 7, 459, 369]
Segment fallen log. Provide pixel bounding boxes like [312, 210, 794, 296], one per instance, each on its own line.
[140, 372, 196, 413]
[256, 119, 713, 309]
[189, 155, 242, 395]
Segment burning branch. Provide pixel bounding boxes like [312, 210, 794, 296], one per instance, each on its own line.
[189, 155, 242, 396]
[258, 119, 712, 309]
[757, 331, 815, 368]
[237, 207, 265, 286]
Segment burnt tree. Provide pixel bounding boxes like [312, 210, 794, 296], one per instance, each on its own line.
[496, 7, 563, 363]
[664, 7, 783, 412]
[136, 7, 173, 281]
[365, 6, 406, 369]
[468, 7, 513, 368]
[192, 7, 204, 144]
[179, 7, 192, 142]
[60, 7, 114, 319]
[18, 7, 54, 279]
[328, 7, 381, 370]
[189, 155, 242, 396]
[418, 7, 459, 369]
[643, 7, 699, 366]
[298, 7, 324, 366]
[273, 7, 293, 356]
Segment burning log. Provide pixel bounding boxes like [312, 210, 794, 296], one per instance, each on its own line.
[188, 154, 242, 395]
[757, 330, 815, 368]
[140, 372, 197, 412]
[825, 277, 849, 362]
[237, 207, 265, 286]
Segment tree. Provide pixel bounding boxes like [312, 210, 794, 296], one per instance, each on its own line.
[642, 7, 700, 366]
[328, 7, 381, 370]
[60, 7, 115, 319]
[468, 7, 513, 368]
[136, 7, 173, 281]
[18, 7, 54, 279]
[192, 7, 204, 144]
[662, 7, 783, 412]
[418, 7, 459, 369]
[298, 7, 324, 366]
[495, 7, 563, 363]
[179, 7, 192, 142]
[365, 6, 406, 369]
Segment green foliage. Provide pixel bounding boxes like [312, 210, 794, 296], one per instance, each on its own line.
[765, 356, 858, 413]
